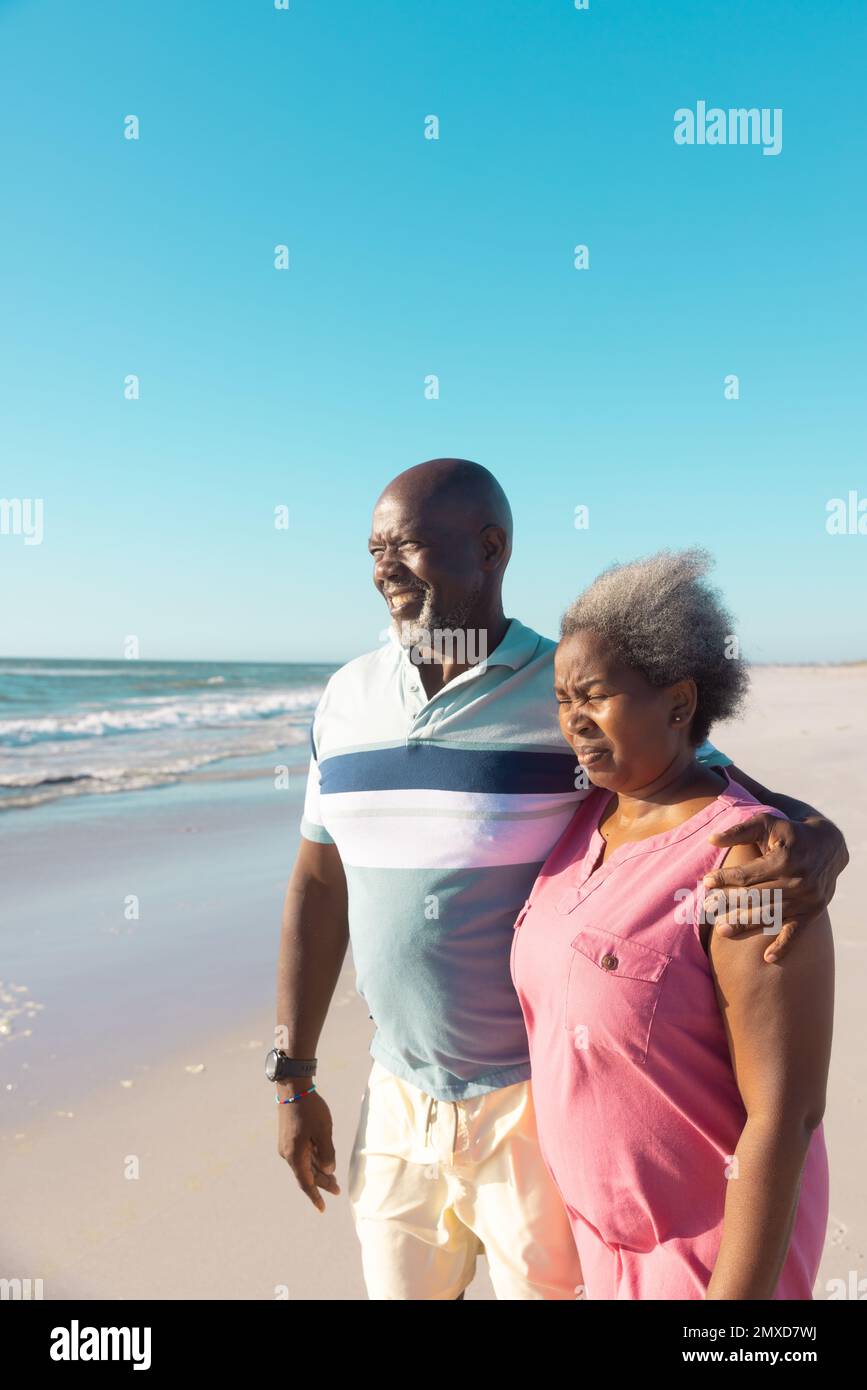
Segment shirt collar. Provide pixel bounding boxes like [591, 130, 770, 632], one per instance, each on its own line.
[484, 618, 545, 669]
[387, 617, 543, 673]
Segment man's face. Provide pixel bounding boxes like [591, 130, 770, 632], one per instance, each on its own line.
[368, 493, 484, 647]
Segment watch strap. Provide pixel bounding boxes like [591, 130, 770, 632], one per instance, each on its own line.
[271, 1051, 317, 1079]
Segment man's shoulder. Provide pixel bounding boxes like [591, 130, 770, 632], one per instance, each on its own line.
[328, 641, 397, 684]
[480, 622, 565, 750]
[498, 619, 557, 667]
[528, 630, 557, 661]
[314, 642, 398, 717]
[720, 773, 788, 824]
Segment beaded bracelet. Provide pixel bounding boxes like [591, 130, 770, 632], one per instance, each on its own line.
[276, 1083, 317, 1105]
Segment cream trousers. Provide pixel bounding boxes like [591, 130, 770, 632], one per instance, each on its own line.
[347, 1059, 585, 1300]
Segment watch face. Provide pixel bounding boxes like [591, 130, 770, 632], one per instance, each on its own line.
[265, 1049, 279, 1081]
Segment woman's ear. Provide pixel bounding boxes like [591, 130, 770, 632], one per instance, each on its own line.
[669, 679, 698, 728]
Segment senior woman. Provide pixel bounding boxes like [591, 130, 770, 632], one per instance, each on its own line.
[510, 548, 832, 1301]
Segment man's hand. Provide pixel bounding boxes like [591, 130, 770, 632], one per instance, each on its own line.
[703, 813, 848, 963]
[277, 1091, 341, 1213]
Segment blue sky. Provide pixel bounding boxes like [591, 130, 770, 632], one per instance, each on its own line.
[1, 0, 864, 663]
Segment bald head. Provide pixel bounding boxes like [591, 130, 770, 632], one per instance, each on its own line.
[375, 459, 513, 548]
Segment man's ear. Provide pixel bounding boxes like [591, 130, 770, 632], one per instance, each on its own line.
[480, 524, 509, 569]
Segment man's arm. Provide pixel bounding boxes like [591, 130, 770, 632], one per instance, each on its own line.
[703, 763, 849, 963]
[726, 765, 829, 824]
[275, 836, 349, 1211]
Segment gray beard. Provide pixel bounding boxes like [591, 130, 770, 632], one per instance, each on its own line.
[394, 584, 484, 657]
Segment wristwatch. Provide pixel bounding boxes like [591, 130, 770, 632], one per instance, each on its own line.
[265, 1049, 317, 1083]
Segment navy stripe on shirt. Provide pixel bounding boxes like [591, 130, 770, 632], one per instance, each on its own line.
[318, 743, 578, 795]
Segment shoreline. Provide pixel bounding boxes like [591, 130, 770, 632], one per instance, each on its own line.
[0, 771, 308, 1129]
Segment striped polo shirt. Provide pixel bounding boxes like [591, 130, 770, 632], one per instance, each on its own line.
[300, 618, 730, 1100]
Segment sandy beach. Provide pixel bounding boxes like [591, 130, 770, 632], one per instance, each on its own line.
[1, 665, 864, 1301]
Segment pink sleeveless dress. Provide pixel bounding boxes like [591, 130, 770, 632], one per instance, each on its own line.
[510, 774, 829, 1300]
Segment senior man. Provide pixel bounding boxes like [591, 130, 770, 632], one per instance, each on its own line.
[273, 458, 847, 1301]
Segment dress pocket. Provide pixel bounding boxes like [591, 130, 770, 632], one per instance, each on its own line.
[563, 924, 671, 1067]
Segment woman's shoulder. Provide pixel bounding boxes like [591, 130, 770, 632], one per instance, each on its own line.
[714, 769, 789, 830]
[706, 773, 789, 878]
[534, 785, 610, 884]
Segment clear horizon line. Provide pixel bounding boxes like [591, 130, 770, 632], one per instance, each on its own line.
[1, 655, 866, 670]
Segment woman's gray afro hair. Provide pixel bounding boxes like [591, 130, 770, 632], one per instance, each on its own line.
[559, 547, 749, 746]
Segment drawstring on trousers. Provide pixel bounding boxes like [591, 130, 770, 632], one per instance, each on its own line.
[423, 1094, 460, 1162]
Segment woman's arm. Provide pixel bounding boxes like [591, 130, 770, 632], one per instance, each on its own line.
[705, 841, 834, 1300]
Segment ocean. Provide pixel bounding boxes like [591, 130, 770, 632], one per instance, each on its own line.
[0, 658, 336, 812]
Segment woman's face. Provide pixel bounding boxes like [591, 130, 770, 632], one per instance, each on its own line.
[554, 629, 695, 792]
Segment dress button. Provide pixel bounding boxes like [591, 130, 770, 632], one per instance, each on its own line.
[601, 953, 619, 971]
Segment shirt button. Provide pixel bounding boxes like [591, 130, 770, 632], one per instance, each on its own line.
[601, 953, 619, 971]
